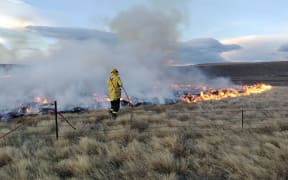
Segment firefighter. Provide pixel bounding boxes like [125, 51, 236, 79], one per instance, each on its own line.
[107, 68, 123, 119]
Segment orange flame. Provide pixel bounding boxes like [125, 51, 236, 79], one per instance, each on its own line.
[120, 97, 133, 106]
[18, 104, 32, 113]
[180, 83, 272, 103]
[34, 97, 53, 105]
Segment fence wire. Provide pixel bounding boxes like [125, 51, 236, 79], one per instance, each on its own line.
[1, 106, 288, 140]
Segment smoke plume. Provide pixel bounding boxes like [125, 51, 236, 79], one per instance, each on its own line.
[0, 3, 233, 113]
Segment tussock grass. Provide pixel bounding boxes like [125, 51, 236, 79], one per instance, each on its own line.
[56, 155, 92, 178]
[130, 120, 149, 132]
[0, 86, 288, 179]
[0, 152, 12, 167]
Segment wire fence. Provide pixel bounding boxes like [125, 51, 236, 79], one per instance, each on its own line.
[0, 100, 288, 141]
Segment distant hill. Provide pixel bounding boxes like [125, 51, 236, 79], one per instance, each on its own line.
[172, 61, 288, 85]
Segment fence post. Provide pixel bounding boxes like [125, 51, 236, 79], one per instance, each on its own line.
[241, 107, 244, 129]
[54, 100, 58, 140]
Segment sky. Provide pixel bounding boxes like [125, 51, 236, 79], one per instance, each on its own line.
[22, 0, 146, 31]
[20, 0, 288, 39]
[188, 0, 288, 39]
[1, 0, 288, 64]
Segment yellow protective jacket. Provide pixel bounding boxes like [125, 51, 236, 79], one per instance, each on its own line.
[107, 72, 123, 101]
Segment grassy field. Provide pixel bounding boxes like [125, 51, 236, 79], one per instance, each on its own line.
[0, 86, 287, 179]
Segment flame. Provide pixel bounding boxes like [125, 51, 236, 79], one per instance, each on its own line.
[24, 107, 32, 113]
[120, 97, 133, 106]
[243, 83, 272, 94]
[18, 104, 31, 113]
[9, 83, 273, 118]
[34, 96, 53, 105]
[180, 83, 272, 103]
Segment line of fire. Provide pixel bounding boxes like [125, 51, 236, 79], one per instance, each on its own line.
[0, 82, 272, 121]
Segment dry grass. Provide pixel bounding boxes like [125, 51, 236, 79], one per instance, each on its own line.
[0, 86, 288, 179]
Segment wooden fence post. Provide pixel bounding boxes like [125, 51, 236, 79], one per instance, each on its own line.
[241, 107, 244, 129]
[54, 101, 58, 140]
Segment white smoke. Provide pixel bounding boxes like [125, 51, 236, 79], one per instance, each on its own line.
[0, 3, 233, 112]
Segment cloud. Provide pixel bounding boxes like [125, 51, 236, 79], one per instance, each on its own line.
[26, 26, 117, 43]
[174, 38, 241, 64]
[278, 43, 288, 52]
[221, 35, 288, 62]
[0, 0, 49, 63]
[0, 28, 52, 63]
[25, 25, 242, 65]
[0, 0, 43, 29]
[0, 1, 239, 65]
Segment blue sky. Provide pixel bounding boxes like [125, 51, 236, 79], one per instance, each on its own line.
[1, 0, 288, 63]
[22, 0, 147, 32]
[188, 0, 288, 39]
[20, 0, 288, 40]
